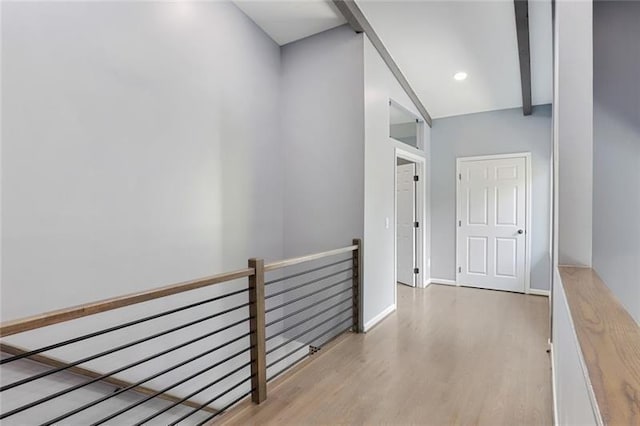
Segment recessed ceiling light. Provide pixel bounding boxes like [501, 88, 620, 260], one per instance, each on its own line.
[454, 72, 468, 81]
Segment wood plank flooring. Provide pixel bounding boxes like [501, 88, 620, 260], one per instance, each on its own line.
[219, 284, 553, 425]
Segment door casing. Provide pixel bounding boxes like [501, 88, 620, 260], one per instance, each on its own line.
[397, 162, 417, 287]
[394, 147, 426, 303]
[455, 152, 533, 294]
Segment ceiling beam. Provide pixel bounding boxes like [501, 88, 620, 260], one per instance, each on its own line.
[514, 0, 533, 115]
[333, 0, 433, 127]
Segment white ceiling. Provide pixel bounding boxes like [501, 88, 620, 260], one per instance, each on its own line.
[234, 0, 345, 45]
[358, 0, 552, 118]
[236, 0, 552, 119]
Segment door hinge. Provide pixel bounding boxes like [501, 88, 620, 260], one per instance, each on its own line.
[413, 175, 419, 182]
[458, 266, 462, 273]
[414, 221, 420, 228]
[413, 268, 420, 274]
[458, 220, 462, 227]
[459, 173, 462, 180]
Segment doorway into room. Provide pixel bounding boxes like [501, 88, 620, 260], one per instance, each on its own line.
[395, 149, 425, 290]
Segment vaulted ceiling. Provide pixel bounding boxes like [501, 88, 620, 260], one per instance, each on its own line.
[235, 0, 552, 119]
[234, 0, 345, 45]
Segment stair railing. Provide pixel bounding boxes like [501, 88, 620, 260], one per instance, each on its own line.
[0, 239, 362, 425]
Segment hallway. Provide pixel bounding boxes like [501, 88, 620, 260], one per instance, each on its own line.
[220, 284, 552, 425]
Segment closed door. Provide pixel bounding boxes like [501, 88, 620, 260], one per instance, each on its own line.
[457, 156, 527, 293]
[397, 162, 416, 287]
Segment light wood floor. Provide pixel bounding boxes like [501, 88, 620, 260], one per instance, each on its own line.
[219, 284, 553, 425]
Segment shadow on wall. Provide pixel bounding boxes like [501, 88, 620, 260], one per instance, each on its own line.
[592, 0, 640, 322]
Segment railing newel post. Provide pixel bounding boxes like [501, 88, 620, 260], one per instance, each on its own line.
[352, 239, 362, 333]
[248, 258, 267, 404]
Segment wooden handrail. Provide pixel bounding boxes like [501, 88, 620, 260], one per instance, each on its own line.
[559, 266, 640, 425]
[0, 241, 362, 421]
[0, 343, 217, 414]
[264, 245, 358, 272]
[0, 243, 359, 337]
[0, 267, 254, 337]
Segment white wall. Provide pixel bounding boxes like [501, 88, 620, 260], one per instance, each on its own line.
[550, 1, 605, 422]
[1, 0, 284, 320]
[592, 0, 640, 323]
[430, 106, 552, 291]
[1, 0, 285, 413]
[554, 0, 593, 267]
[363, 35, 431, 329]
[2, 1, 436, 407]
[552, 269, 599, 425]
[278, 27, 433, 334]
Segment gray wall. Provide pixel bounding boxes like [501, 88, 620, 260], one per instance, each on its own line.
[592, 0, 640, 322]
[280, 25, 365, 257]
[1, 1, 284, 321]
[552, 269, 599, 425]
[363, 35, 431, 329]
[430, 105, 552, 291]
[278, 25, 364, 338]
[390, 122, 418, 147]
[1, 1, 284, 408]
[554, 0, 593, 267]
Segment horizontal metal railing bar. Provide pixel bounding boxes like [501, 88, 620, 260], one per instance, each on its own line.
[264, 258, 352, 286]
[0, 319, 250, 423]
[265, 267, 352, 300]
[131, 355, 252, 426]
[0, 268, 255, 338]
[196, 387, 255, 426]
[264, 245, 357, 272]
[38, 333, 252, 426]
[0, 242, 359, 423]
[94, 351, 253, 426]
[265, 277, 352, 314]
[268, 348, 308, 384]
[0, 320, 252, 419]
[0, 291, 249, 366]
[266, 301, 352, 345]
[266, 316, 352, 371]
[265, 287, 352, 328]
[169, 374, 255, 425]
[0, 342, 217, 415]
[267, 320, 353, 382]
[266, 307, 352, 356]
[0, 302, 250, 393]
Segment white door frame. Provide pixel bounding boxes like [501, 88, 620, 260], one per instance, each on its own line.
[455, 152, 533, 294]
[394, 147, 426, 305]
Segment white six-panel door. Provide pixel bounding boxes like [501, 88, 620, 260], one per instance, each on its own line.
[397, 163, 416, 287]
[456, 155, 529, 293]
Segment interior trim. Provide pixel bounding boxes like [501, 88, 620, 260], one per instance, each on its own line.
[332, 0, 433, 127]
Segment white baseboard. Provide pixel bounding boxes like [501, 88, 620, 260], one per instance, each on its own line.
[429, 278, 457, 286]
[528, 288, 551, 297]
[363, 304, 396, 332]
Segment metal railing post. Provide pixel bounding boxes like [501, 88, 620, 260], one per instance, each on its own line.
[248, 258, 266, 404]
[352, 239, 362, 333]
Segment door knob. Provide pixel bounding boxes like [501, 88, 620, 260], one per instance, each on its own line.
[517, 229, 524, 234]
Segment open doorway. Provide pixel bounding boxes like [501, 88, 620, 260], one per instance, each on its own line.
[394, 149, 425, 291]
[397, 157, 417, 287]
